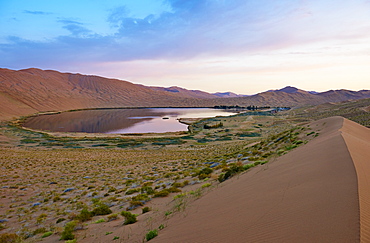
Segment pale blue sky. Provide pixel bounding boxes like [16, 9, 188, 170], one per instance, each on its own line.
[1, 0, 370, 94]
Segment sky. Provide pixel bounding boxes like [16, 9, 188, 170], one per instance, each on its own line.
[1, 0, 370, 94]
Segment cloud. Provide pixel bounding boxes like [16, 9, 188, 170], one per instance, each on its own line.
[58, 19, 84, 25]
[2, 0, 370, 70]
[56, 19, 92, 37]
[24, 10, 52, 15]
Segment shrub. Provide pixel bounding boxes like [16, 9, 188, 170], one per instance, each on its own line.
[121, 211, 137, 225]
[125, 188, 140, 195]
[32, 227, 46, 235]
[131, 193, 150, 202]
[65, 240, 77, 243]
[60, 220, 77, 240]
[91, 204, 112, 216]
[167, 187, 181, 193]
[141, 186, 155, 195]
[199, 167, 213, 175]
[153, 190, 169, 198]
[202, 183, 211, 188]
[42, 231, 53, 238]
[0, 233, 22, 242]
[107, 213, 119, 221]
[142, 207, 150, 214]
[94, 218, 105, 223]
[127, 201, 144, 210]
[146, 229, 158, 241]
[56, 218, 66, 224]
[76, 208, 92, 222]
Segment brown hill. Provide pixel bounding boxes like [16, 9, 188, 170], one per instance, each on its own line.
[208, 88, 370, 107]
[149, 86, 217, 99]
[0, 68, 208, 120]
[1, 68, 369, 121]
[153, 116, 370, 242]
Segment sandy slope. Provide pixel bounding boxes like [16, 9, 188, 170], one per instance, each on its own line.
[341, 119, 370, 242]
[153, 116, 369, 243]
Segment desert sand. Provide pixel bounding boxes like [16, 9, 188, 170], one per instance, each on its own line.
[153, 116, 370, 242]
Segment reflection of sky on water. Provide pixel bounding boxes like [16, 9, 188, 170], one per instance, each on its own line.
[107, 117, 188, 134]
[107, 108, 236, 134]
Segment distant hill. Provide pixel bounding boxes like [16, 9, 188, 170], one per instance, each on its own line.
[212, 92, 247, 98]
[149, 86, 217, 99]
[0, 68, 369, 120]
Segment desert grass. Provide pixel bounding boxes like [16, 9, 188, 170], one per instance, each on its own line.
[1, 106, 362, 241]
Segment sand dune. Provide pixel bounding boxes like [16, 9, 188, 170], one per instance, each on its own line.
[154, 116, 370, 242]
[1, 68, 370, 121]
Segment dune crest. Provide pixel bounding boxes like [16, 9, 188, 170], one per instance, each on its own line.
[153, 116, 370, 243]
[341, 119, 370, 242]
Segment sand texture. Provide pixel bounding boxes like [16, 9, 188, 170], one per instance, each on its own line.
[341, 119, 370, 242]
[154, 116, 370, 243]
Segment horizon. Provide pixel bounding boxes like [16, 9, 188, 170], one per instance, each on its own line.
[6, 67, 369, 95]
[1, 0, 370, 94]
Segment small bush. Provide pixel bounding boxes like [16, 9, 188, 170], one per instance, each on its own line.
[127, 201, 144, 210]
[167, 187, 181, 193]
[107, 213, 119, 221]
[65, 240, 77, 243]
[199, 167, 213, 175]
[131, 194, 150, 202]
[60, 220, 77, 240]
[0, 233, 22, 242]
[91, 204, 112, 216]
[153, 190, 170, 198]
[76, 208, 92, 222]
[125, 188, 140, 195]
[142, 207, 150, 214]
[56, 218, 66, 224]
[42, 231, 53, 238]
[121, 211, 137, 225]
[141, 186, 155, 195]
[32, 227, 46, 235]
[202, 183, 211, 188]
[146, 229, 158, 241]
[94, 218, 106, 224]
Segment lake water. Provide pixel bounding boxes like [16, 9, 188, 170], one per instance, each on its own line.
[23, 108, 237, 134]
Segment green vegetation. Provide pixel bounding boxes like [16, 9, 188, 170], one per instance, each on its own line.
[107, 213, 119, 221]
[42, 231, 53, 238]
[91, 204, 112, 216]
[146, 229, 158, 241]
[94, 218, 106, 223]
[121, 211, 137, 225]
[0, 233, 22, 242]
[142, 206, 151, 214]
[60, 220, 77, 240]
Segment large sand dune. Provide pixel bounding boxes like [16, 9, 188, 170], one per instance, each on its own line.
[154, 116, 370, 242]
[1, 68, 370, 121]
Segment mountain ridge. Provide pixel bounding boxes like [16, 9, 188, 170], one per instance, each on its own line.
[1, 68, 369, 120]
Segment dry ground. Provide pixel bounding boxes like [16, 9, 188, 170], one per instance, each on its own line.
[1, 101, 369, 242]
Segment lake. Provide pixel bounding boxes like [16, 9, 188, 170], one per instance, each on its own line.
[23, 108, 238, 134]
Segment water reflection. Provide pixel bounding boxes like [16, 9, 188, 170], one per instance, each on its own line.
[23, 108, 237, 134]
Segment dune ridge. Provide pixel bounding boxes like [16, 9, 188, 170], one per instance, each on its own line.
[341, 119, 370, 242]
[153, 116, 370, 243]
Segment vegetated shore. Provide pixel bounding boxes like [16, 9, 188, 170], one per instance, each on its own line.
[0, 102, 369, 242]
